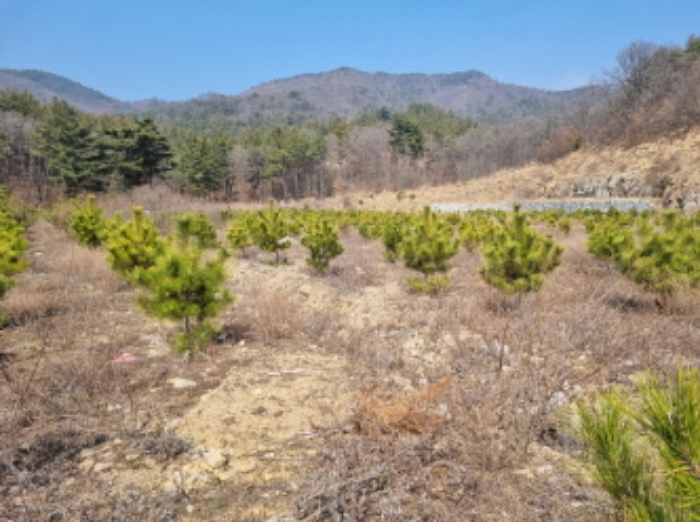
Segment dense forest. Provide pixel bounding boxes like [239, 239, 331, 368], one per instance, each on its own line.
[1, 36, 699, 205]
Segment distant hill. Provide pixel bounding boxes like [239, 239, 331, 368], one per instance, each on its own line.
[0, 67, 600, 127]
[245, 67, 595, 122]
[0, 69, 130, 113]
[144, 68, 600, 129]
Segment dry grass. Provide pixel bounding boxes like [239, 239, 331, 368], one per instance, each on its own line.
[3, 190, 700, 520]
[286, 221, 700, 520]
[354, 376, 453, 436]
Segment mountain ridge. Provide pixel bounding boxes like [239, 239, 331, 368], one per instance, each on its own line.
[0, 66, 599, 125]
[0, 69, 131, 113]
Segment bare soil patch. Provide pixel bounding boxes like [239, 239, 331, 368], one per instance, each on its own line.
[3, 133, 700, 519]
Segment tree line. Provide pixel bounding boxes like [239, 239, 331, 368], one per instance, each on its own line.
[1, 35, 700, 204]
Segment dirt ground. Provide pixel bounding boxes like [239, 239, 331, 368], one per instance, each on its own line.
[2, 132, 700, 520]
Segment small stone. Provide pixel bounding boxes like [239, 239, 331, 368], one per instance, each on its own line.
[166, 418, 181, 430]
[202, 448, 228, 469]
[231, 458, 257, 474]
[547, 391, 568, 411]
[93, 462, 113, 473]
[168, 378, 197, 389]
[436, 403, 452, 421]
[79, 448, 95, 459]
[441, 333, 457, 348]
[100, 451, 117, 462]
[80, 458, 95, 472]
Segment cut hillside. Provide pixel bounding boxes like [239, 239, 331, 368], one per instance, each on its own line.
[298, 128, 700, 213]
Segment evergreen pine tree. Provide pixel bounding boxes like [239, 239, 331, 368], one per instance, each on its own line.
[381, 212, 407, 263]
[0, 209, 28, 299]
[68, 195, 106, 247]
[301, 216, 344, 272]
[226, 214, 253, 256]
[173, 212, 218, 250]
[104, 206, 166, 278]
[248, 201, 291, 264]
[132, 246, 233, 353]
[398, 207, 460, 293]
[33, 99, 107, 196]
[576, 366, 700, 520]
[103, 117, 174, 189]
[479, 208, 563, 294]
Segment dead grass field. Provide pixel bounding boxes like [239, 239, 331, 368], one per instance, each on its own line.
[2, 135, 700, 520]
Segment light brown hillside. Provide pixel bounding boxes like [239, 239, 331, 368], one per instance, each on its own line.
[300, 128, 700, 212]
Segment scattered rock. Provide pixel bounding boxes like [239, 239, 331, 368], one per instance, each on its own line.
[168, 378, 197, 389]
[124, 453, 140, 463]
[440, 333, 457, 348]
[202, 448, 228, 469]
[93, 462, 113, 473]
[79, 458, 95, 472]
[229, 458, 257, 474]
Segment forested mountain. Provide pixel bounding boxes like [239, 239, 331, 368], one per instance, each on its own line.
[0, 69, 130, 114]
[3, 36, 699, 205]
[244, 68, 594, 121]
[0, 67, 598, 129]
[144, 68, 599, 130]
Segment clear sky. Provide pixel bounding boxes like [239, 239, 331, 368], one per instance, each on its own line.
[1, 1, 698, 102]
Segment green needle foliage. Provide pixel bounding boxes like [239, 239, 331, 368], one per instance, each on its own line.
[398, 207, 460, 293]
[104, 206, 167, 278]
[67, 195, 106, 248]
[0, 208, 28, 300]
[132, 247, 234, 353]
[588, 211, 700, 299]
[226, 215, 253, 256]
[173, 211, 218, 250]
[381, 212, 407, 263]
[576, 367, 700, 521]
[479, 208, 563, 294]
[248, 201, 291, 264]
[587, 218, 635, 263]
[300, 217, 344, 272]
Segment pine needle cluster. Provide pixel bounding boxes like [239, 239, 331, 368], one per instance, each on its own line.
[103, 205, 233, 353]
[588, 210, 700, 297]
[247, 201, 291, 264]
[478, 208, 563, 294]
[398, 207, 460, 293]
[67, 195, 107, 248]
[576, 366, 700, 520]
[0, 205, 28, 300]
[300, 216, 344, 272]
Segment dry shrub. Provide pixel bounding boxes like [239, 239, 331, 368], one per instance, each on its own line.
[241, 287, 303, 344]
[99, 184, 194, 217]
[354, 376, 453, 436]
[2, 219, 124, 325]
[323, 229, 383, 293]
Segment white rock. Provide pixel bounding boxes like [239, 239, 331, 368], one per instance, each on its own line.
[441, 333, 457, 348]
[168, 378, 197, 389]
[202, 448, 228, 469]
[93, 462, 113, 473]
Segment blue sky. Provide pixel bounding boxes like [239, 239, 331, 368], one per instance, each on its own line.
[1, 1, 698, 101]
